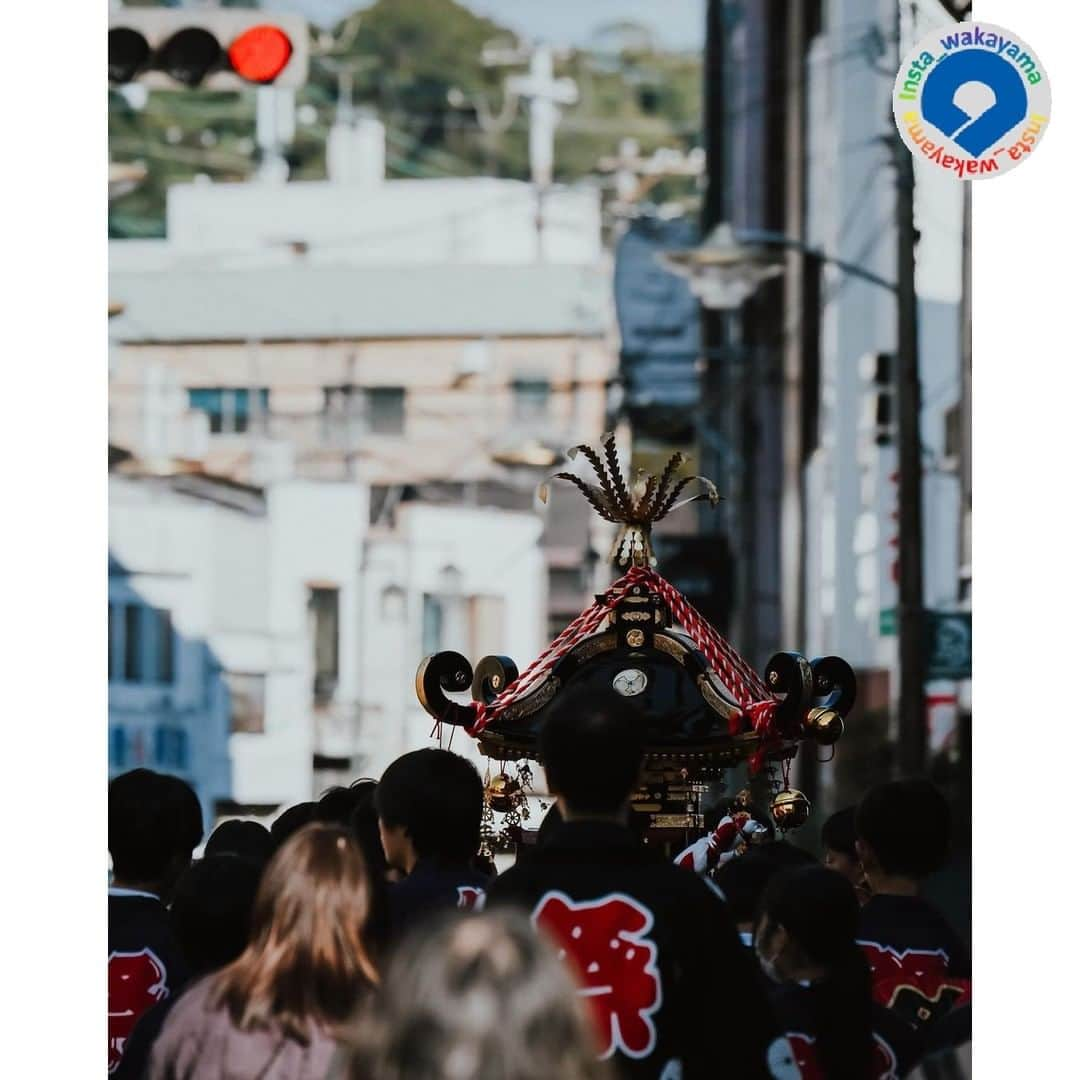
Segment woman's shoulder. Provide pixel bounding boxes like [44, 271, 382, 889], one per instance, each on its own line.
[157, 975, 222, 1041]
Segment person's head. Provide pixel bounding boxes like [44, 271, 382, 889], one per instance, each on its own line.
[335, 910, 612, 1080]
[754, 839, 818, 869]
[212, 824, 378, 1042]
[317, 783, 375, 828]
[855, 778, 951, 888]
[538, 687, 645, 819]
[712, 851, 783, 931]
[376, 750, 483, 873]
[821, 806, 863, 887]
[170, 854, 262, 976]
[755, 866, 873, 1079]
[108, 769, 203, 898]
[270, 801, 318, 852]
[348, 781, 389, 880]
[205, 820, 274, 866]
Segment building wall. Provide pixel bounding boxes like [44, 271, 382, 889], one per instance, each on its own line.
[358, 502, 547, 781]
[162, 178, 603, 267]
[803, 0, 964, 760]
[108, 336, 612, 485]
[108, 474, 368, 819]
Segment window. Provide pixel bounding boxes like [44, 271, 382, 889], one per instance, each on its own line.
[549, 567, 583, 594]
[154, 609, 174, 684]
[369, 387, 405, 435]
[154, 727, 189, 769]
[422, 594, 444, 655]
[225, 673, 267, 734]
[115, 604, 175, 685]
[308, 587, 340, 705]
[187, 387, 270, 434]
[124, 604, 142, 682]
[512, 378, 550, 424]
[109, 727, 128, 770]
[322, 386, 405, 436]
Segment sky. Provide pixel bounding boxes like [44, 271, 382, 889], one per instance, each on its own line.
[273, 0, 707, 51]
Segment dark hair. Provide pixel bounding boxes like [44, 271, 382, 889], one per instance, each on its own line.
[348, 781, 391, 956]
[758, 867, 873, 1079]
[713, 852, 783, 925]
[821, 807, 858, 859]
[538, 687, 645, 815]
[108, 769, 203, 887]
[270, 801, 318, 851]
[336, 910, 611, 1080]
[170, 854, 262, 975]
[205, 820, 274, 865]
[755, 840, 818, 868]
[376, 750, 483, 863]
[536, 802, 564, 846]
[211, 824, 378, 1043]
[856, 778, 950, 879]
[317, 781, 378, 828]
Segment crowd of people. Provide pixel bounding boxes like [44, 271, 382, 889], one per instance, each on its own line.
[108, 686, 971, 1079]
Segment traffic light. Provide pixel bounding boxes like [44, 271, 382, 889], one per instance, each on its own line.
[859, 352, 895, 447]
[109, 9, 308, 90]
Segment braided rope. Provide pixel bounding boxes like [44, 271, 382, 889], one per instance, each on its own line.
[465, 567, 779, 738]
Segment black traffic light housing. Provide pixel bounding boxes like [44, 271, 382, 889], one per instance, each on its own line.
[108, 10, 308, 90]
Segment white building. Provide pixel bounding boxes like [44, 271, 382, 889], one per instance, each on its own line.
[802, 0, 965, 763]
[108, 109, 612, 817]
[108, 458, 546, 826]
[109, 112, 602, 274]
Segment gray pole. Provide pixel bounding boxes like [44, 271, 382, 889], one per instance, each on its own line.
[894, 1, 926, 777]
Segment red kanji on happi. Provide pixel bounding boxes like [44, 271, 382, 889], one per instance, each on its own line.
[108, 948, 169, 1072]
[532, 891, 662, 1060]
[859, 942, 971, 1030]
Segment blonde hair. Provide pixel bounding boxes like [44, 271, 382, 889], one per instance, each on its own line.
[337, 909, 611, 1080]
[211, 824, 378, 1043]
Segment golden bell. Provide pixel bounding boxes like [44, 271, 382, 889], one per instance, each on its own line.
[771, 788, 811, 831]
[804, 707, 844, 746]
[486, 773, 522, 814]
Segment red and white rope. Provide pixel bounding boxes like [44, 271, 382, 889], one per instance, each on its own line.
[465, 566, 779, 739]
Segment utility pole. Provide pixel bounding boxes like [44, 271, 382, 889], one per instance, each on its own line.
[782, 0, 815, 802]
[597, 138, 705, 213]
[479, 42, 578, 257]
[894, 1, 926, 777]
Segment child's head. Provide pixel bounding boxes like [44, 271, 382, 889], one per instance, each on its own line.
[712, 851, 783, 931]
[821, 806, 862, 886]
[108, 769, 203, 898]
[855, 778, 950, 884]
[376, 749, 483, 872]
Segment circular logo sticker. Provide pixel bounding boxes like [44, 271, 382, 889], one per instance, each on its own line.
[893, 22, 1050, 178]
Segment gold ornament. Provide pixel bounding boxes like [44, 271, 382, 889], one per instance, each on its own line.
[732, 787, 754, 812]
[804, 707, 844, 746]
[486, 773, 522, 814]
[538, 435, 720, 568]
[771, 788, 811, 831]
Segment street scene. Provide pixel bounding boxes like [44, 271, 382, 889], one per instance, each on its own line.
[107, 1, 973, 1077]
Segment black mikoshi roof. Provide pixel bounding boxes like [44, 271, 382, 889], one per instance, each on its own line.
[415, 438, 857, 786]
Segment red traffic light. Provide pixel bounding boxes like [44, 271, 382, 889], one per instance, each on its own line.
[228, 25, 293, 84]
